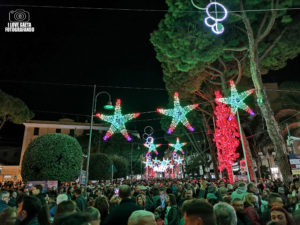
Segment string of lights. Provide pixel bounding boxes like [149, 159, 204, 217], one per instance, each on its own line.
[1, 80, 300, 94]
[0, 4, 300, 13]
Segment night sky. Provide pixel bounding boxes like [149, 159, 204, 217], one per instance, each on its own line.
[0, 0, 299, 148]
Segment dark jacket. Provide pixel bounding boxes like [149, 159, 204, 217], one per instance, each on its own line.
[244, 202, 260, 225]
[0, 199, 9, 213]
[16, 217, 40, 225]
[75, 195, 87, 211]
[236, 211, 252, 225]
[167, 205, 179, 225]
[102, 198, 142, 225]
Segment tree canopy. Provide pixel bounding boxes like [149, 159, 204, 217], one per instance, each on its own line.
[108, 155, 129, 178]
[21, 133, 82, 182]
[0, 89, 34, 129]
[89, 153, 113, 180]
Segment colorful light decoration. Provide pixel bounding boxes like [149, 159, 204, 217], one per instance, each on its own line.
[95, 99, 140, 141]
[144, 137, 162, 157]
[157, 92, 198, 134]
[175, 156, 185, 165]
[216, 80, 255, 118]
[191, 0, 228, 35]
[214, 91, 240, 183]
[169, 137, 187, 155]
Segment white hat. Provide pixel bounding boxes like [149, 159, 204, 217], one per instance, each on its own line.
[56, 194, 68, 205]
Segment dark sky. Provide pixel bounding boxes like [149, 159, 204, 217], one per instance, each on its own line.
[0, 0, 299, 147]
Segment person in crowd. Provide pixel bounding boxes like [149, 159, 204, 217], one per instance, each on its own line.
[181, 199, 215, 225]
[31, 185, 46, 206]
[67, 187, 74, 200]
[247, 183, 262, 210]
[270, 206, 296, 225]
[53, 200, 77, 223]
[50, 193, 68, 218]
[178, 188, 193, 207]
[16, 195, 42, 225]
[243, 193, 260, 225]
[53, 212, 90, 225]
[213, 202, 237, 225]
[231, 198, 251, 225]
[232, 183, 247, 200]
[163, 194, 179, 225]
[102, 185, 141, 225]
[128, 210, 156, 225]
[262, 193, 284, 224]
[74, 189, 87, 211]
[84, 206, 101, 225]
[136, 194, 146, 210]
[0, 191, 10, 213]
[8, 191, 17, 207]
[277, 187, 288, 207]
[0, 206, 17, 225]
[94, 195, 109, 222]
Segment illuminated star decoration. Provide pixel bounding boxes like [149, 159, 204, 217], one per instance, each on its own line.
[175, 156, 184, 165]
[95, 99, 140, 141]
[157, 92, 198, 134]
[169, 137, 187, 155]
[143, 159, 153, 168]
[162, 158, 170, 166]
[144, 137, 161, 157]
[153, 157, 160, 164]
[216, 80, 255, 119]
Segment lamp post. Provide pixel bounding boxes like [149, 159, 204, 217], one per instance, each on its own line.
[85, 85, 113, 189]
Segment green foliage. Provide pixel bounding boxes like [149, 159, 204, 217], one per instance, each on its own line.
[151, 0, 300, 93]
[278, 81, 300, 110]
[108, 155, 129, 178]
[0, 89, 34, 128]
[89, 153, 113, 180]
[21, 133, 82, 182]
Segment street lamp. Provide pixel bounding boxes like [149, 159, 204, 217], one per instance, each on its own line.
[85, 85, 114, 189]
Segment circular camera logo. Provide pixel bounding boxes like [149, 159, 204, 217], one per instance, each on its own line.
[5, 9, 34, 32]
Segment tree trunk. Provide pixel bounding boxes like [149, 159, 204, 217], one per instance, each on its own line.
[202, 113, 220, 179]
[241, 11, 292, 185]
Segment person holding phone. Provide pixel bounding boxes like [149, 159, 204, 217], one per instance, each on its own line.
[164, 194, 179, 225]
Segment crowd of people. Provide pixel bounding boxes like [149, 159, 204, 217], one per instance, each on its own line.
[0, 178, 300, 225]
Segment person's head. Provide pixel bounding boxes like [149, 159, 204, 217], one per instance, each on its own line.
[271, 206, 295, 225]
[74, 189, 82, 198]
[0, 191, 10, 204]
[262, 189, 270, 200]
[136, 194, 146, 208]
[56, 200, 77, 217]
[213, 202, 237, 225]
[231, 198, 244, 213]
[32, 184, 43, 195]
[12, 191, 17, 198]
[166, 194, 177, 206]
[57, 194, 68, 205]
[17, 195, 41, 222]
[54, 212, 91, 225]
[128, 210, 156, 225]
[119, 185, 131, 200]
[0, 207, 17, 225]
[243, 193, 257, 206]
[184, 189, 193, 199]
[268, 193, 284, 208]
[94, 196, 109, 217]
[247, 183, 257, 193]
[278, 187, 285, 195]
[84, 206, 101, 225]
[181, 199, 215, 225]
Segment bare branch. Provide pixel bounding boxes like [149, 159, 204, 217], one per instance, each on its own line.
[203, 70, 220, 78]
[256, 12, 269, 40]
[224, 46, 248, 52]
[207, 79, 222, 86]
[196, 107, 213, 117]
[234, 25, 247, 35]
[218, 57, 227, 73]
[259, 28, 287, 62]
[256, 0, 279, 45]
[205, 65, 224, 76]
[233, 56, 243, 85]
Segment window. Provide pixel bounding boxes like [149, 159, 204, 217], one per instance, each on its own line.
[56, 129, 61, 133]
[34, 127, 39, 136]
[70, 129, 75, 136]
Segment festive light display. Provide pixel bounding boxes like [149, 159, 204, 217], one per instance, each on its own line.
[191, 0, 228, 35]
[157, 92, 198, 134]
[175, 156, 185, 165]
[216, 80, 254, 117]
[144, 137, 162, 157]
[95, 99, 140, 141]
[169, 137, 187, 155]
[214, 91, 240, 183]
